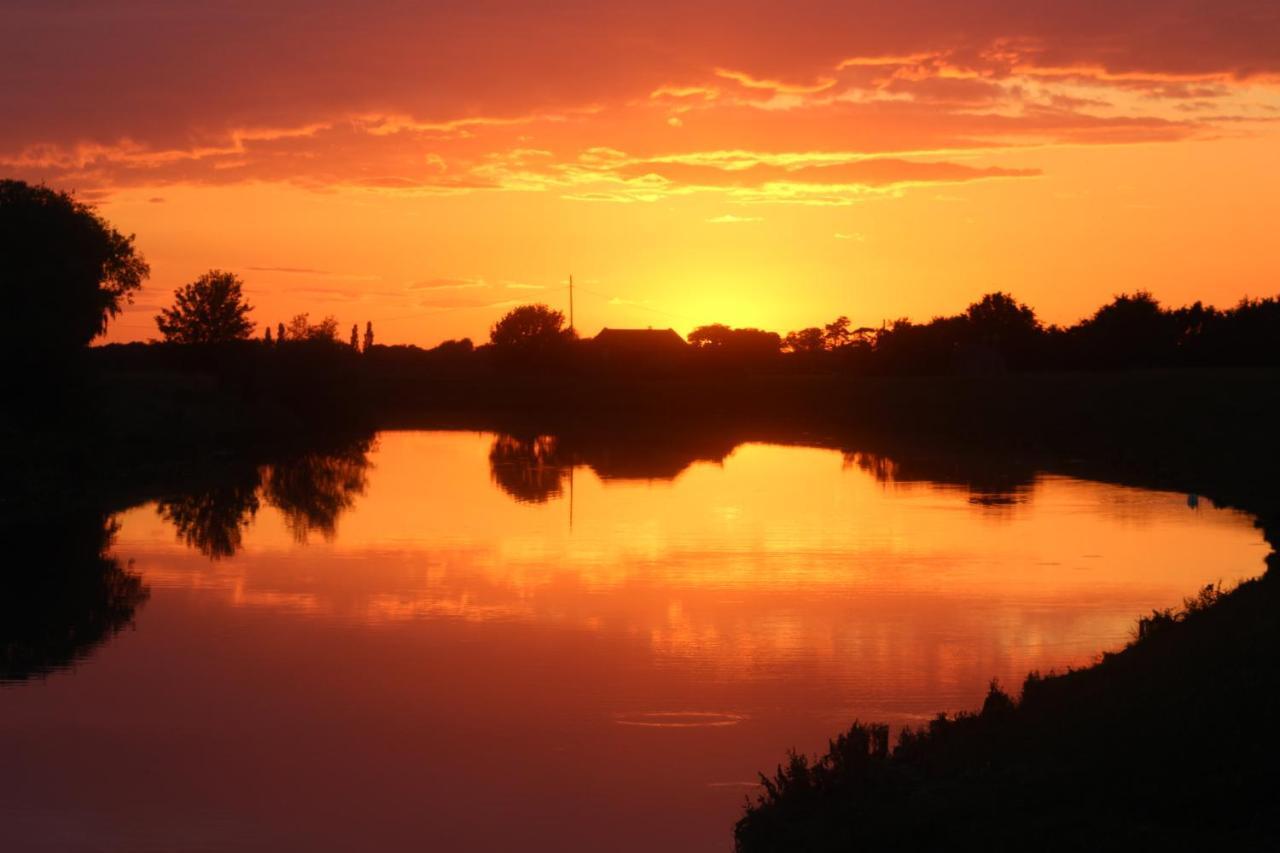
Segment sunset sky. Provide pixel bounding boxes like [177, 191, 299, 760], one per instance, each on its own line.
[3, 1, 1279, 346]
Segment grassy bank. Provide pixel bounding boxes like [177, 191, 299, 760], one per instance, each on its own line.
[735, 565, 1280, 850]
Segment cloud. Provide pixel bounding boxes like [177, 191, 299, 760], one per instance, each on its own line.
[407, 277, 489, 291]
[1, 1, 1276, 197]
[715, 68, 838, 95]
[248, 265, 332, 275]
[707, 214, 763, 223]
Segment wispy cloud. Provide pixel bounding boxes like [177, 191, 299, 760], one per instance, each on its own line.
[248, 265, 331, 275]
[707, 214, 763, 223]
[407, 277, 489, 291]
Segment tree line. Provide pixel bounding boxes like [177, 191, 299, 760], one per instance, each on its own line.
[4, 177, 1278, 377]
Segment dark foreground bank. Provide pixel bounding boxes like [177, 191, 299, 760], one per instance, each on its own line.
[734, 568, 1280, 850]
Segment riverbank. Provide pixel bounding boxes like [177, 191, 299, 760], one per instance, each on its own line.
[734, 558, 1279, 850]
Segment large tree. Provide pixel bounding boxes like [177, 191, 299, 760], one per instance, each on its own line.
[489, 304, 572, 351]
[155, 270, 255, 344]
[0, 179, 149, 356]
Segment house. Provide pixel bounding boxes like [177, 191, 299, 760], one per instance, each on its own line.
[589, 327, 688, 368]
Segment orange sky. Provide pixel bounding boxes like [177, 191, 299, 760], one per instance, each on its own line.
[3, 2, 1278, 346]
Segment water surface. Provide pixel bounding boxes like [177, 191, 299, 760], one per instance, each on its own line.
[1, 431, 1267, 851]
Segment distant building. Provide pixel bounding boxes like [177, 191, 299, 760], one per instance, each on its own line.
[592, 327, 687, 353]
[590, 327, 688, 369]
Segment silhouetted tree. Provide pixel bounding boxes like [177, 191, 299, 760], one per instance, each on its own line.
[350, 324, 359, 350]
[155, 269, 255, 344]
[961, 291, 1042, 370]
[687, 323, 733, 348]
[784, 327, 826, 354]
[824, 316, 852, 350]
[0, 179, 148, 359]
[434, 337, 474, 355]
[276, 321, 286, 342]
[1073, 291, 1176, 368]
[363, 321, 374, 351]
[264, 326, 273, 344]
[689, 324, 781, 362]
[489, 304, 572, 352]
[284, 313, 340, 343]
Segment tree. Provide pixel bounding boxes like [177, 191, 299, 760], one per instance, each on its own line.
[965, 292, 1039, 340]
[824, 316, 852, 350]
[363, 321, 374, 351]
[1074, 291, 1175, 368]
[284, 313, 340, 343]
[784, 327, 826, 354]
[277, 321, 286, 342]
[155, 270, 255, 344]
[0, 179, 149, 356]
[264, 326, 273, 344]
[349, 324, 359, 350]
[962, 292, 1042, 369]
[489, 304, 571, 351]
[689, 324, 781, 360]
[688, 323, 734, 348]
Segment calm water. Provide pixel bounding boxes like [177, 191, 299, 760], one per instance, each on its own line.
[1, 431, 1269, 852]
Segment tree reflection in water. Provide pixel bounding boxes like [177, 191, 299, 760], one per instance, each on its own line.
[488, 434, 570, 504]
[156, 473, 260, 559]
[842, 449, 1037, 508]
[486, 429, 741, 504]
[260, 440, 373, 543]
[154, 436, 375, 558]
[1, 512, 149, 681]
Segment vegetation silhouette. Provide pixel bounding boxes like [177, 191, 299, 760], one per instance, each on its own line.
[284, 312, 341, 343]
[155, 269, 255, 344]
[735, 569, 1280, 851]
[0, 511, 149, 682]
[488, 303, 576, 368]
[0, 179, 149, 362]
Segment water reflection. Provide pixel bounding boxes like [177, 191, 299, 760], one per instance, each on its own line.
[3, 431, 1268, 853]
[157, 473, 261, 559]
[488, 434, 569, 503]
[487, 429, 761, 503]
[0, 512, 149, 682]
[843, 450, 1036, 507]
[154, 437, 375, 558]
[261, 440, 373, 543]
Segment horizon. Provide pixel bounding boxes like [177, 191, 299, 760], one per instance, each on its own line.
[4, 2, 1279, 348]
[85, 284, 1280, 351]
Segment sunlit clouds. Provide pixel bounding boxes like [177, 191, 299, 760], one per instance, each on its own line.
[2, 1, 1278, 344]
